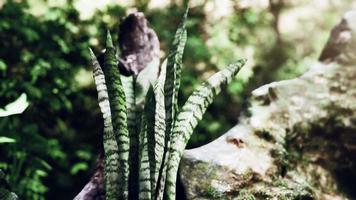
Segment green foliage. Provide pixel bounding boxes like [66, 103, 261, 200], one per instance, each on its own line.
[0, 1, 96, 199]
[0, 137, 16, 144]
[0, 0, 339, 199]
[90, 9, 246, 199]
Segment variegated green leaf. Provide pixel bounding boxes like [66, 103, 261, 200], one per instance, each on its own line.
[155, 9, 188, 200]
[160, 8, 188, 200]
[164, 8, 188, 134]
[138, 110, 151, 200]
[121, 75, 140, 199]
[165, 59, 246, 200]
[139, 86, 157, 200]
[151, 59, 167, 199]
[135, 57, 160, 108]
[144, 87, 156, 195]
[90, 48, 120, 200]
[103, 31, 129, 200]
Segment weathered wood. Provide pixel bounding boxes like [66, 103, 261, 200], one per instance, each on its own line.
[74, 155, 105, 200]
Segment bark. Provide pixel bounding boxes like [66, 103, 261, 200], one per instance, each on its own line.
[180, 11, 356, 200]
[74, 155, 105, 200]
[118, 12, 160, 77]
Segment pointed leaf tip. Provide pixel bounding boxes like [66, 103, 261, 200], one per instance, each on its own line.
[184, 6, 189, 19]
[181, 7, 189, 29]
[88, 47, 95, 57]
[239, 58, 247, 65]
[106, 30, 114, 48]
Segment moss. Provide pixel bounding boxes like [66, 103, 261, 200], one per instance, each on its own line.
[235, 189, 256, 200]
[270, 145, 290, 177]
[205, 186, 226, 199]
[255, 129, 275, 142]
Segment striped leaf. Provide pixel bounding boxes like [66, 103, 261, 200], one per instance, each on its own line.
[135, 57, 160, 108]
[138, 108, 152, 200]
[164, 8, 188, 131]
[121, 75, 140, 199]
[90, 48, 120, 200]
[151, 59, 167, 199]
[156, 9, 188, 199]
[132, 55, 160, 199]
[139, 86, 157, 200]
[165, 59, 247, 200]
[103, 31, 130, 200]
[143, 86, 158, 199]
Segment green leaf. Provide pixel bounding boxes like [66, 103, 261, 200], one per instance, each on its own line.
[0, 60, 7, 71]
[135, 57, 160, 107]
[0, 93, 29, 117]
[143, 86, 159, 199]
[0, 137, 16, 144]
[103, 31, 130, 200]
[160, 8, 188, 200]
[165, 59, 246, 199]
[151, 59, 167, 198]
[138, 88, 154, 200]
[90, 47, 121, 199]
[121, 75, 140, 197]
[70, 163, 88, 175]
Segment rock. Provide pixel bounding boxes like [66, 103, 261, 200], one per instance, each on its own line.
[180, 11, 356, 200]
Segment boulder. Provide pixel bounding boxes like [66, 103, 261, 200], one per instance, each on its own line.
[180, 10, 356, 200]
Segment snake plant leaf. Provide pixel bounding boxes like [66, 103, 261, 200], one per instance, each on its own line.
[138, 86, 157, 200]
[103, 31, 129, 199]
[135, 57, 160, 108]
[159, 9, 188, 199]
[150, 59, 167, 199]
[165, 59, 247, 199]
[144, 86, 160, 199]
[164, 7, 188, 141]
[90, 48, 120, 199]
[121, 75, 136, 135]
[138, 109, 152, 200]
[121, 75, 140, 198]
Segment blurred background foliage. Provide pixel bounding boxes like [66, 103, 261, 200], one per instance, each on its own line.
[0, 0, 355, 199]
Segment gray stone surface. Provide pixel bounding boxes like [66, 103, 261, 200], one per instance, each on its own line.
[180, 11, 356, 200]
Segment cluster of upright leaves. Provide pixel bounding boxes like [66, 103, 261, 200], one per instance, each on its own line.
[90, 8, 246, 200]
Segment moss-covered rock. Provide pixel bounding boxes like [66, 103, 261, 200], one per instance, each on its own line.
[180, 11, 356, 200]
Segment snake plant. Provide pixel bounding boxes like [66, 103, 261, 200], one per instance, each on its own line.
[89, 9, 246, 200]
